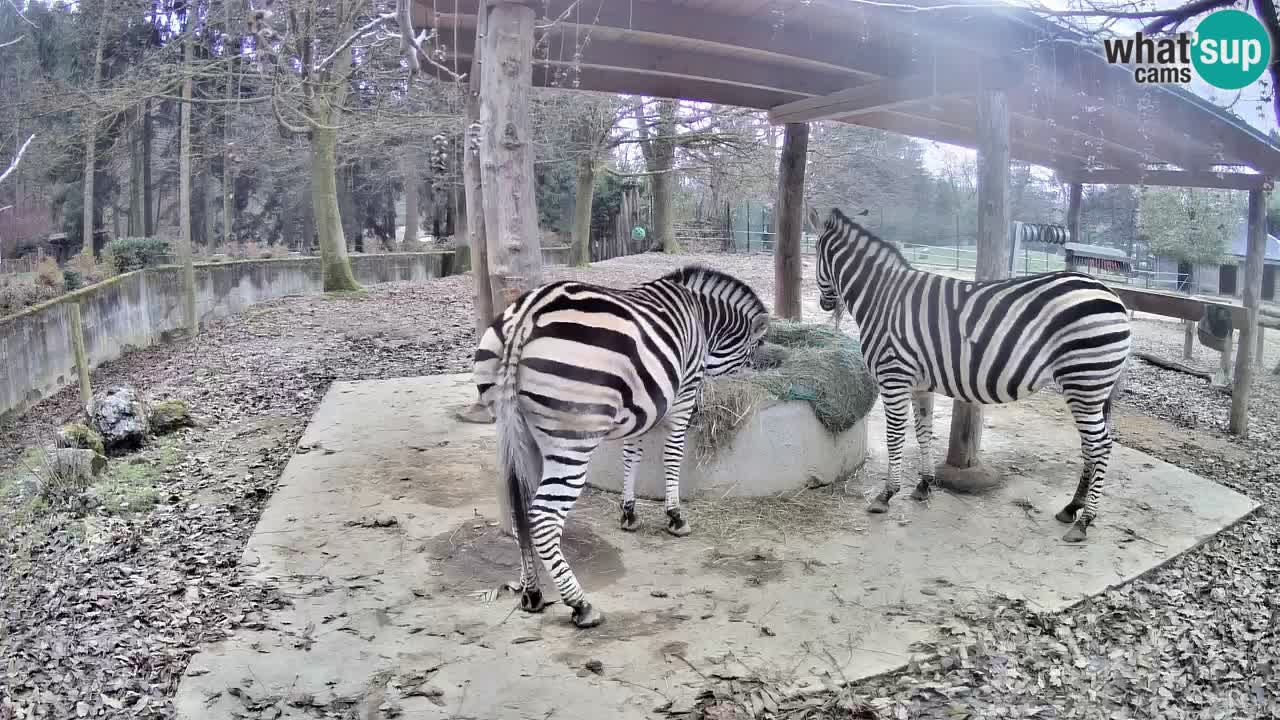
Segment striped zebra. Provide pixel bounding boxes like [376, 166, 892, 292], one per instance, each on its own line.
[814, 208, 1132, 543]
[473, 265, 770, 628]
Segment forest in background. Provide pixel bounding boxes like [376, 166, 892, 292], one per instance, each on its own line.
[3, 0, 1280, 316]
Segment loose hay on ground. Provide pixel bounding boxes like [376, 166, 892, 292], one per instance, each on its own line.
[577, 469, 872, 546]
[689, 320, 879, 465]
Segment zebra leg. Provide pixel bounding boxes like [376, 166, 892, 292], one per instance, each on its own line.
[660, 404, 696, 537]
[513, 520, 545, 613]
[909, 391, 936, 502]
[869, 391, 910, 514]
[1054, 460, 1093, 525]
[1061, 401, 1112, 543]
[529, 448, 605, 628]
[619, 440, 643, 532]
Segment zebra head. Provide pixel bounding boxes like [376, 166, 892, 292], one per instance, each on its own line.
[815, 207, 852, 313]
[662, 265, 771, 377]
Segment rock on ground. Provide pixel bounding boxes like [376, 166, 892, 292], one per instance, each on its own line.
[87, 385, 150, 454]
[148, 399, 193, 435]
[56, 422, 106, 456]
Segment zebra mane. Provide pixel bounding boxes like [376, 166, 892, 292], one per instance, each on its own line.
[825, 207, 913, 269]
[656, 264, 767, 312]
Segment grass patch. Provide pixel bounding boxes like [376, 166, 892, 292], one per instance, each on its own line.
[90, 437, 181, 515]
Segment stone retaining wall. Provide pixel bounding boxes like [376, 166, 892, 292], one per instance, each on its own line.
[0, 246, 572, 421]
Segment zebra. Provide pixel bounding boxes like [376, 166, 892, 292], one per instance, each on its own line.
[814, 207, 1132, 543]
[472, 265, 770, 628]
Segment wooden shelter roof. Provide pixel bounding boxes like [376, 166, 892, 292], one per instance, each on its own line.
[415, 0, 1280, 188]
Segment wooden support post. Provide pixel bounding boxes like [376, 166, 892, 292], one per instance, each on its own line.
[1257, 327, 1266, 366]
[774, 122, 808, 320]
[944, 89, 1009, 479]
[457, 0, 497, 429]
[1229, 188, 1267, 436]
[69, 303, 92, 409]
[1215, 329, 1234, 387]
[479, 1, 543, 318]
[1066, 182, 1083, 244]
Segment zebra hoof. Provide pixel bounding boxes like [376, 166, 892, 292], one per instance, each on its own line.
[867, 496, 891, 514]
[910, 480, 932, 502]
[620, 515, 641, 532]
[1062, 521, 1089, 543]
[665, 510, 691, 537]
[520, 588, 546, 613]
[1054, 506, 1080, 524]
[572, 602, 605, 629]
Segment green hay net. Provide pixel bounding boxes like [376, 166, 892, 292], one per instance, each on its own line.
[688, 320, 879, 464]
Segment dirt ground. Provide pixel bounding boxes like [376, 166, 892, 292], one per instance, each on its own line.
[3, 251, 1280, 719]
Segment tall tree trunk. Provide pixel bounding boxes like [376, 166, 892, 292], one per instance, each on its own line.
[635, 99, 679, 253]
[128, 108, 144, 237]
[651, 168, 675, 253]
[401, 154, 418, 248]
[81, 8, 110, 258]
[571, 153, 594, 266]
[143, 101, 155, 237]
[222, 0, 237, 248]
[311, 125, 360, 290]
[178, 33, 198, 334]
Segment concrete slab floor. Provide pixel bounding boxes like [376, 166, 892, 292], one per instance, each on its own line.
[174, 373, 1259, 720]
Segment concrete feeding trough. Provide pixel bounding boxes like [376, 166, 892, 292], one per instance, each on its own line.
[585, 397, 870, 498]
[585, 321, 878, 499]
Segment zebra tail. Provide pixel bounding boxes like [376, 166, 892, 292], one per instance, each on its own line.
[494, 324, 541, 556]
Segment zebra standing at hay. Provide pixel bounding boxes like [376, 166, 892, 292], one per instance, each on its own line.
[472, 265, 770, 628]
[814, 207, 1132, 543]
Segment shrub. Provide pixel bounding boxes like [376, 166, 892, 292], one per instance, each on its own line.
[67, 251, 110, 285]
[0, 274, 61, 315]
[35, 257, 65, 292]
[104, 237, 172, 274]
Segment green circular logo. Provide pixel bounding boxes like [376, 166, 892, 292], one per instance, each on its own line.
[1192, 9, 1272, 90]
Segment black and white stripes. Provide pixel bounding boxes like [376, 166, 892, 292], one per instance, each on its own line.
[473, 265, 770, 628]
[815, 208, 1132, 543]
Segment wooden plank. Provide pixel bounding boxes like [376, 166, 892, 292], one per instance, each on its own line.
[946, 89, 1009, 471]
[1105, 285, 1248, 326]
[1065, 168, 1274, 191]
[767, 63, 1022, 125]
[839, 110, 1079, 174]
[443, 26, 863, 101]
[1230, 188, 1267, 436]
[774, 122, 808, 320]
[69, 303, 92, 408]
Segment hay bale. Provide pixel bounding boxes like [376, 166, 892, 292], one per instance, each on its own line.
[690, 320, 878, 464]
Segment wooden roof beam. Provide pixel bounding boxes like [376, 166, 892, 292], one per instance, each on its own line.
[767, 64, 1023, 125]
[441, 27, 861, 100]
[422, 0, 906, 79]
[1063, 168, 1275, 191]
[837, 109, 1084, 175]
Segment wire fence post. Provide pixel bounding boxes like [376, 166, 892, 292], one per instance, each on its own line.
[746, 201, 751, 253]
[954, 215, 960, 269]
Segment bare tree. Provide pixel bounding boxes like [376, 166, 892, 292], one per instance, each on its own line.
[252, 0, 462, 290]
[0, 133, 34, 187]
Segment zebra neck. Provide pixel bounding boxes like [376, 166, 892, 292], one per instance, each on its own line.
[845, 262, 909, 325]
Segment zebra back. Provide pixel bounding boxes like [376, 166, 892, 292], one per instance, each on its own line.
[652, 264, 771, 377]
